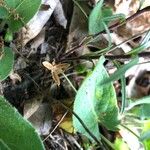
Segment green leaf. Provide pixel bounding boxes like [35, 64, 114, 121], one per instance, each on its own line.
[88, 0, 111, 34]
[0, 139, 11, 150]
[100, 57, 139, 85]
[0, 47, 14, 81]
[103, 13, 125, 22]
[0, 0, 41, 31]
[73, 56, 120, 142]
[120, 75, 126, 114]
[140, 130, 150, 141]
[75, 64, 88, 74]
[126, 96, 150, 111]
[128, 31, 150, 55]
[139, 104, 150, 119]
[4, 29, 13, 42]
[0, 96, 45, 150]
[141, 120, 150, 150]
[114, 138, 129, 150]
[141, 30, 150, 45]
[88, 0, 125, 35]
[0, 7, 9, 19]
[127, 41, 150, 55]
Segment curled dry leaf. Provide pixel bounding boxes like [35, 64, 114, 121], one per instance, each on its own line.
[53, 0, 67, 28]
[28, 103, 52, 136]
[42, 61, 70, 86]
[18, 0, 67, 46]
[24, 96, 43, 119]
[30, 28, 45, 50]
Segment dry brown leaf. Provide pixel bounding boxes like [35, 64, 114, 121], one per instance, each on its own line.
[28, 103, 52, 135]
[42, 61, 70, 86]
[115, 0, 150, 37]
[18, 0, 59, 46]
[24, 96, 43, 119]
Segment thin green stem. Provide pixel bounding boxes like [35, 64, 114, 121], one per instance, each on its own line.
[113, 61, 126, 114]
[56, 100, 103, 147]
[120, 124, 140, 139]
[72, 0, 88, 19]
[100, 134, 116, 150]
[62, 72, 77, 93]
[120, 76, 126, 114]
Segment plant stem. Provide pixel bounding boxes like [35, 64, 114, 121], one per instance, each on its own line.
[94, 6, 150, 36]
[100, 134, 116, 150]
[62, 72, 77, 93]
[56, 100, 103, 147]
[113, 61, 126, 114]
[60, 6, 150, 61]
[62, 51, 150, 62]
[120, 124, 140, 139]
[120, 76, 126, 114]
[72, 0, 88, 19]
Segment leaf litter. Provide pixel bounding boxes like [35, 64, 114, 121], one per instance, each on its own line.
[0, 0, 150, 149]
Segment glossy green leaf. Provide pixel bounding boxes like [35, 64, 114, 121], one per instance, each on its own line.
[0, 47, 14, 81]
[73, 56, 120, 141]
[100, 57, 139, 86]
[0, 96, 45, 150]
[0, 0, 41, 31]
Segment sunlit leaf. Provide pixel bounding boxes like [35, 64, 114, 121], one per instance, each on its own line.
[73, 56, 120, 141]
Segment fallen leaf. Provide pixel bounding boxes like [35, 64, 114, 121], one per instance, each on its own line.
[42, 61, 70, 86]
